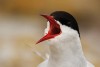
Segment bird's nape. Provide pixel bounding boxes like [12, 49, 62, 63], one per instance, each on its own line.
[50, 11, 80, 36]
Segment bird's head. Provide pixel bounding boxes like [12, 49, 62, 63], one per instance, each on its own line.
[36, 11, 80, 44]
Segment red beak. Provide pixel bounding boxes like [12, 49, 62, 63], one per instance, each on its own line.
[36, 15, 61, 44]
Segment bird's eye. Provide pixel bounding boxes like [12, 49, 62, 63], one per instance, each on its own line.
[67, 22, 71, 25]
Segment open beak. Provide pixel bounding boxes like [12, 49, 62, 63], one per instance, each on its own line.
[36, 15, 61, 44]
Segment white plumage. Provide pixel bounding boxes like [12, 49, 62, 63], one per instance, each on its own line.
[38, 21, 94, 67]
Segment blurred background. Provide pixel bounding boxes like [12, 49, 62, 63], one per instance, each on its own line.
[0, 0, 100, 67]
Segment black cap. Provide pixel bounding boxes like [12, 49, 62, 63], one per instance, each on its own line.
[50, 11, 80, 36]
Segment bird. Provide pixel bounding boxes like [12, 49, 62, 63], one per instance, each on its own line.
[36, 11, 94, 67]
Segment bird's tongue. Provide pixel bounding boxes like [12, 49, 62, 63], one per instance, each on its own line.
[36, 15, 61, 44]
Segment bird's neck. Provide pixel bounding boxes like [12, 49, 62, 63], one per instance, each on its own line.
[47, 37, 87, 67]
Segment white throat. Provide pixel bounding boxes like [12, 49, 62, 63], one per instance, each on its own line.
[45, 21, 87, 67]
[48, 36, 87, 67]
